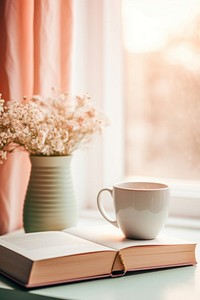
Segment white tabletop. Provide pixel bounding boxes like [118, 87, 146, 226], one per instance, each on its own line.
[0, 213, 200, 300]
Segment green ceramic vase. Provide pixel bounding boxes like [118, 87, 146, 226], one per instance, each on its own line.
[23, 155, 77, 233]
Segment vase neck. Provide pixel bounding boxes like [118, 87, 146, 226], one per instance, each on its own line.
[30, 156, 72, 167]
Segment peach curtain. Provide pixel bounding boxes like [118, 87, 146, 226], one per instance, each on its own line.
[0, 0, 73, 235]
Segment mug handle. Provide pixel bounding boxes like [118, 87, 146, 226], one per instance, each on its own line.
[97, 188, 118, 228]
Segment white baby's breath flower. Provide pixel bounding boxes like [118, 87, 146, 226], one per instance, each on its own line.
[0, 90, 108, 163]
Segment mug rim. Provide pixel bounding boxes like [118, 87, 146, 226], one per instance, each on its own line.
[113, 181, 170, 191]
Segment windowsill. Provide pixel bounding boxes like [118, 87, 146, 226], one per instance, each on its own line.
[165, 215, 200, 230]
[79, 208, 200, 231]
[4, 208, 200, 245]
[80, 209, 200, 229]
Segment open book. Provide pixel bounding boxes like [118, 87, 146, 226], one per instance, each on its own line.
[0, 225, 197, 288]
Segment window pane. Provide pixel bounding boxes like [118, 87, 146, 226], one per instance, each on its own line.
[122, 0, 200, 180]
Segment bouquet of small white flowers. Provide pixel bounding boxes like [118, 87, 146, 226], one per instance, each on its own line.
[0, 90, 108, 163]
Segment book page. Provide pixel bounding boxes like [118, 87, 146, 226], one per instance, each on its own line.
[0, 231, 115, 261]
[65, 225, 193, 250]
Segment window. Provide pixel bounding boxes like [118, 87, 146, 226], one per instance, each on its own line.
[123, 0, 200, 180]
[122, 0, 200, 217]
[73, 0, 200, 218]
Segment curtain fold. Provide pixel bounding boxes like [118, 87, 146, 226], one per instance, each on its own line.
[0, 0, 73, 235]
[33, 0, 73, 95]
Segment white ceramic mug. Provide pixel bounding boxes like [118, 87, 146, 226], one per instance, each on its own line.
[97, 182, 170, 239]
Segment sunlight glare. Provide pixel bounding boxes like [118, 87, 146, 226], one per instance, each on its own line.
[122, 0, 200, 53]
